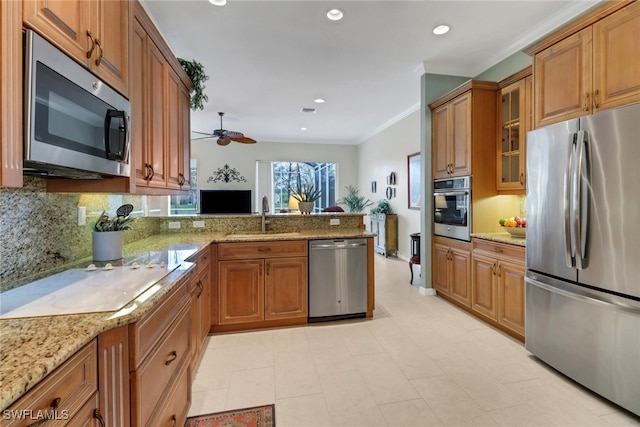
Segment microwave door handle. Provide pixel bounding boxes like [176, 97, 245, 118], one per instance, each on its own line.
[564, 132, 577, 268]
[122, 112, 130, 163]
[104, 109, 126, 161]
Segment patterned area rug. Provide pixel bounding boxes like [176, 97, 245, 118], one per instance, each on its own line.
[185, 404, 275, 427]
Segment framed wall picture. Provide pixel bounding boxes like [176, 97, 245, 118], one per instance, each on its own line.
[408, 152, 421, 210]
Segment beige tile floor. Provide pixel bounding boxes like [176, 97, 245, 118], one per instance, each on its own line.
[189, 256, 640, 426]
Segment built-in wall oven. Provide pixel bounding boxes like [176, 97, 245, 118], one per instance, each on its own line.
[433, 176, 471, 241]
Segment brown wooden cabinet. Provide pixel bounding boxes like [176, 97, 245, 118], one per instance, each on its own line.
[497, 68, 532, 194]
[46, 1, 192, 195]
[2, 340, 99, 426]
[129, 274, 191, 427]
[430, 81, 498, 180]
[22, 0, 129, 96]
[0, 0, 23, 188]
[188, 247, 211, 371]
[471, 239, 525, 340]
[432, 236, 472, 307]
[529, 1, 640, 128]
[215, 240, 308, 332]
[98, 325, 130, 427]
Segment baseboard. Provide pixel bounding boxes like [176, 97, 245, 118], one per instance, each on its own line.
[419, 287, 436, 296]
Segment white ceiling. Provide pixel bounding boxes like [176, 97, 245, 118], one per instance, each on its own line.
[141, 0, 600, 145]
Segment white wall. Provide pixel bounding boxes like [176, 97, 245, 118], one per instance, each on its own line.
[191, 139, 359, 212]
[357, 110, 422, 260]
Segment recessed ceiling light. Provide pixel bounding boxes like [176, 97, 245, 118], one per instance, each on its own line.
[433, 24, 450, 35]
[301, 107, 316, 113]
[326, 8, 344, 21]
[314, 98, 326, 104]
[209, 0, 226, 6]
[301, 127, 308, 131]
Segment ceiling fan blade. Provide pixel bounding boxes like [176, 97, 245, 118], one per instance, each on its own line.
[193, 135, 215, 140]
[192, 130, 214, 135]
[217, 136, 232, 146]
[223, 130, 244, 138]
[230, 136, 257, 144]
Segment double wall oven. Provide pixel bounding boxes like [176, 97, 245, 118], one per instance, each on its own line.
[433, 176, 471, 241]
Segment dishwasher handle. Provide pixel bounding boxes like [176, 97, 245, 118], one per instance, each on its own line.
[310, 240, 367, 250]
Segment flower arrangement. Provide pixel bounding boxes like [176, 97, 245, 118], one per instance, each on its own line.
[370, 199, 393, 215]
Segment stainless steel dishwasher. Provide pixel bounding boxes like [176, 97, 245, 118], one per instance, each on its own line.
[308, 238, 368, 321]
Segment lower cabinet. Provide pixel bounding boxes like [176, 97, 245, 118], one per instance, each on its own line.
[2, 340, 99, 426]
[214, 240, 308, 332]
[129, 273, 192, 427]
[188, 247, 211, 372]
[432, 236, 472, 307]
[471, 239, 525, 340]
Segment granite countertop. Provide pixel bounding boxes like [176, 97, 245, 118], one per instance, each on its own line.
[471, 232, 526, 247]
[0, 228, 372, 410]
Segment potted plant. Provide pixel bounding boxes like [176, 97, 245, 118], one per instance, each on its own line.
[338, 185, 373, 213]
[178, 58, 209, 110]
[91, 204, 136, 261]
[290, 184, 321, 214]
[370, 199, 394, 215]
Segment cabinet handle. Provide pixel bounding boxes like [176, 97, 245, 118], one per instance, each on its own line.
[86, 30, 96, 59]
[93, 409, 106, 427]
[266, 262, 270, 275]
[593, 90, 599, 109]
[165, 350, 177, 365]
[26, 398, 61, 426]
[148, 164, 155, 181]
[259, 264, 263, 275]
[519, 173, 524, 185]
[493, 247, 503, 253]
[178, 173, 185, 186]
[196, 280, 203, 298]
[170, 415, 177, 427]
[257, 247, 271, 252]
[94, 38, 104, 66]
[583, 93, 589, 112]
[492, 263, 497, 275]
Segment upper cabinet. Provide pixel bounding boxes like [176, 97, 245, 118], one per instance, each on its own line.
[0, 0, 23, 187]
[47, 0, 193, 194]
[527, 0, 640, 128]
[429, 80, 498, 181]
[22, 0, 130, 97]
[497, 68, 532, 194]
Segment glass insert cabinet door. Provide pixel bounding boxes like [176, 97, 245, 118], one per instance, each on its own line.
[498, 78, 529, 192]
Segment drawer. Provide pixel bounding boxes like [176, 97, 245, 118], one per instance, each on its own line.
[146, 360, 190, 427]
[130, 274, 190, 365]
[197, 246, 211, 274]
[473, 239, 524, 262]
[218, 240, 307, 260]
[132, 304, 190, 427]
[3, 341, 97, 427]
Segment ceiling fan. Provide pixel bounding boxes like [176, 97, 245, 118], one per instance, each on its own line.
[192, 112, 257, 146]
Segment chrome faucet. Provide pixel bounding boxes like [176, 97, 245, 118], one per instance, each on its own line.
[261, 196, 270, 232]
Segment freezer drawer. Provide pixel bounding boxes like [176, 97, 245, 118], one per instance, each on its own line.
[308, 239, 367, 320]
[525, 273, 640, 416]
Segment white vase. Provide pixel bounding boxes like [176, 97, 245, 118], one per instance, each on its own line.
[92, 230, 124, 261]
[298, 201, 314, 214]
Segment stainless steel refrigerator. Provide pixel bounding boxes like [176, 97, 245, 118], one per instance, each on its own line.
[526, 102, 640, 417]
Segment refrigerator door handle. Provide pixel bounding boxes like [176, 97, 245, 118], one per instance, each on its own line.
[564, 132, 577, 268]
[575, 130, 591, 269]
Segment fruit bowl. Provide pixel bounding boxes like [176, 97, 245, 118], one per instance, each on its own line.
[502, 226, 526, 238]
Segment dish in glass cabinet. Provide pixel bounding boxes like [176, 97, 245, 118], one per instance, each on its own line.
[503, 226, 526, 238]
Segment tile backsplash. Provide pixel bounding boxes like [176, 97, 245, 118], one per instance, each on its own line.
[0, 177, 160, 291]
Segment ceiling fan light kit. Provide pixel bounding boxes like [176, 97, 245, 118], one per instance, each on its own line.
[192, 112, 257, 146]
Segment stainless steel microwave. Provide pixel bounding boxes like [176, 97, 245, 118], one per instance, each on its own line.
[23, 30, 131, 179]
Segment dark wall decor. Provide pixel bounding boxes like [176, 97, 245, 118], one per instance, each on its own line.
[207, 164, 247, 183]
